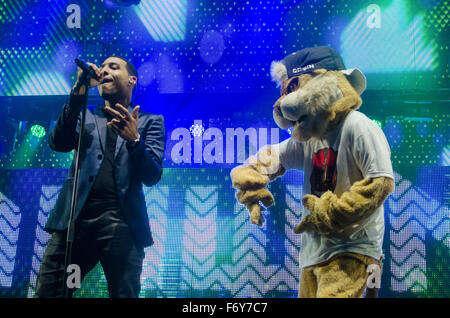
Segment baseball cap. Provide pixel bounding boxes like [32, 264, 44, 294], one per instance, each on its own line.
[272, 46, 366, 94]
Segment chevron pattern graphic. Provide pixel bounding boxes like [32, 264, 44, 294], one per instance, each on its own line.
[26, 185, 61, 297]
[180, 185, 218, 295]
[220, 202, 295, 297]
[177, 198, 298, 297]
[284, 185, 303, 286]
[388, 172, 450, 293]
[140, 185, 169, 297]
[0, 192, 21, 287]
[0, 167, 445, 297]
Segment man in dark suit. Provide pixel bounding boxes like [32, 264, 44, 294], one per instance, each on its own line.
[34, 56, 165, 298]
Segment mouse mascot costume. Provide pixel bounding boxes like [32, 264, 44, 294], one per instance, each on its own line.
[230, 46, 394, 298]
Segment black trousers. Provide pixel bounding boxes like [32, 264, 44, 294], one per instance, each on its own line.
[34, 204, 144, 298]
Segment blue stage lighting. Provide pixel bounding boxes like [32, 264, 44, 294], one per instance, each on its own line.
[10, 72, 71, 96]
[110, 0, 141, 6]
[199, 30, 225, 64]
[134, 0, 187, 42]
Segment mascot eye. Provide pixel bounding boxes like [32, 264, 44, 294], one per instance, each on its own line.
[286, 78, 299, 94]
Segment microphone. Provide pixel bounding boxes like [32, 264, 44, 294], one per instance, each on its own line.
[75, 58, 100, 80]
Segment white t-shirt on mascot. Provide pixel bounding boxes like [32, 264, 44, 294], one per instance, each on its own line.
[273, 110, 394, 268]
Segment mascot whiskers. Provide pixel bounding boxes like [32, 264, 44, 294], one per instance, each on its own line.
[231, 46, 395, 298]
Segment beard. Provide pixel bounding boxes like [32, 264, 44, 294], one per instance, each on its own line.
[98, 84, 125, 103]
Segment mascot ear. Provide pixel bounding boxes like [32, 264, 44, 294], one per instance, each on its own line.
[270, 61, 288, 87]
[340, 68, 366, 95]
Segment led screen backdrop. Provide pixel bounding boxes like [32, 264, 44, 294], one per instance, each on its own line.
[0, 166, 449, 297]
[0, 0, 448, 96]
[0, 0, 449, 298]
[0, 92, 448, 298]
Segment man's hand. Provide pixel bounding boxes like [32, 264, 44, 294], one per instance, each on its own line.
[105, 103, 140, 142]
[72, 62, 101, 95]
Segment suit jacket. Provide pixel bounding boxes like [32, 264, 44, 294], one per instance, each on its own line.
[45, 93, 166, 247]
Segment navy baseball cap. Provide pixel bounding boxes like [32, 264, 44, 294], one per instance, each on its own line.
[273, 46, 366, 94]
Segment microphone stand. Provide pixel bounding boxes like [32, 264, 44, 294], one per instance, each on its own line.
[61, 72, 91, 298]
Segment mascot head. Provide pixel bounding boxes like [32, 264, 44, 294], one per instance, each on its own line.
[271, 46, 366, 141]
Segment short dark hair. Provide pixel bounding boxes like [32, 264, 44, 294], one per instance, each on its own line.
[111, 55, 138, 78]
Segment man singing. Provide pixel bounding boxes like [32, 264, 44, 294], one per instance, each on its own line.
[34, 56, 165, 298]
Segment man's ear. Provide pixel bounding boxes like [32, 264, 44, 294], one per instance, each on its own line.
[128, 76, 137, 86]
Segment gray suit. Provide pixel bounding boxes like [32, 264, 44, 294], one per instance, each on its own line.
[45, 94, 165, 247]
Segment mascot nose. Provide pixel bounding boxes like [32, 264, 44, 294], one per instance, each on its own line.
[280, 92, 302, 121]
[273, 94, 285, 110]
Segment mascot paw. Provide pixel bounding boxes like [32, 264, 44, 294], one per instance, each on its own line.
[236, 188, 274, 207]
[296, 192, 336, 235]
[230, 165, 269, 190]
[248, 203, 265, 226]
[293, 215, 315, 234]
[236, 189, 273, 227]
[302, 194, 319, 211]
[294, 194, 320, 234]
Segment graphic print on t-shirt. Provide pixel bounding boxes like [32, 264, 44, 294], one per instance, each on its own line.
[310, 147, 337, 196]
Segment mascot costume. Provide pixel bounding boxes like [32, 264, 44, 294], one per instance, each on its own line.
[230, 46, 394, 298]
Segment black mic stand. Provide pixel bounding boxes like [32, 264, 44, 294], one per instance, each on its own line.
[61, 71, 91, 298]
